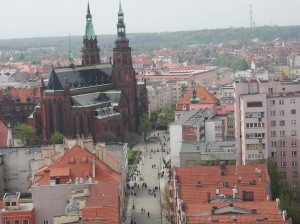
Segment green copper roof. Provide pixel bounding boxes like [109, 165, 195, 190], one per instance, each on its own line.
[85, 3, 96, 40]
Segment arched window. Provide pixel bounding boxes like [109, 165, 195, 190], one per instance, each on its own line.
[80, 114, 84, 136]
[73, 116, 77, 137]
[57, 99, 65, 134]
[48, 100, 54, 134]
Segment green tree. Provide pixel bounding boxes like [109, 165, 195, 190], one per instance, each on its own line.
[203, 49, 211, 58]
[139, 114, 152, 141]
[50, 132, 64, 144]
[150, 111, 159, 126]
[161, 185, 172, 223]
[158, 106, 175, 132]
[15, 123, 40, 146]
[125, 131, 141, 149]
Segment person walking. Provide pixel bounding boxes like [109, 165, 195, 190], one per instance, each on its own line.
[147, 211, 150, 218]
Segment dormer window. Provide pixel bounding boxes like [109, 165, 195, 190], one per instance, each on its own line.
[68, 156, 76, 164]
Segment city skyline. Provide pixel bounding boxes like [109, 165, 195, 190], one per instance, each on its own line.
[1, 0, 300, 39]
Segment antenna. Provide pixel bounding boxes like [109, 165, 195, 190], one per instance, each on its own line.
[249, 4, 253, 28]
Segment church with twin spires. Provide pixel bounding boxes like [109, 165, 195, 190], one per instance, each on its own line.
[30, 2, 148, 142]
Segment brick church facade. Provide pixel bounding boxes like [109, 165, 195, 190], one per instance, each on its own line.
[31, 3, 148, 142]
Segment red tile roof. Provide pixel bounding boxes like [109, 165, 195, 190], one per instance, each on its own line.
[176, 85, 220, 111]
[82, 183, 119, 223]
[33, 145, 121, 186]
[6, 87, 40, 103]
[173, 165, 288, 224]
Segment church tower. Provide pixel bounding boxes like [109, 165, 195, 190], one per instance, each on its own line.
[112, 1, 139, 131]
[81, 3, 100, 65]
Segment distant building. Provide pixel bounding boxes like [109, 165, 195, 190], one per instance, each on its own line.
[175, 85, 220, 120]
[0, 87, 39, 128]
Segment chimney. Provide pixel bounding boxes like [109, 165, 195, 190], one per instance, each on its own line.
[232, 189, 236, 199]
[207, 192, 211, 202]
[92, 158, 96, 178]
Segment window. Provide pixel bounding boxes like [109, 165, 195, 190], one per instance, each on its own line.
[279, 99, 284, 105]
[280, 131, 285, 137]
[291, 130, 297, 136]
[5, 221, 11, 224]
[292, 172, 298, 177]
[271, 131, 276, 137]
[279, 120, 285, 126]
[281, 151, 286, 157]
[182, 104, 186, 110]
[291, 99, 296, 104]
[270, 99, 275, 105]
[271, 121, 276, 126]
[43, 221, 49, 224]
[5, 202, 10, 206]
[280, 141, 286, 147]
[292, 182, 298, 188]
[292, 151, 297, 157]
[272, 161, 277, 167]
[282, 172, 287, 178]
[291, 120, 296, 125]
[281, 162, 286, 167]
[11, 202, 16, 206]
[292, 141, 297, 147]
[279, 110, 285, 116]
[291, 109, 296, 114]
[23, 221, 29, 224]
[247, 101, 263, 107]
[271, 152, 276, 158]
[270, 110, 276, 116]
[271, 141, 276, 147]
[14, 221, 20, 224]
[292, 161, 297, 167]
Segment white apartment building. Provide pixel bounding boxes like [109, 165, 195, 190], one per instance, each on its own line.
[235, 80, 300, 189]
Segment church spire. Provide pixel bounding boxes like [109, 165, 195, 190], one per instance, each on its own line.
[85, 2, 95, 40]
[117, 0, 126, 39]
[68, 34, 74, 66]
[190, 82, 200, 104]
[81, 2, 100, 65]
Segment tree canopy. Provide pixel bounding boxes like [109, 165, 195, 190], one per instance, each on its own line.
[15, 123, 40, 146]
[158, 106, 175, 131]
[50, 132, 64, 144]
[139, 114, 152, 141]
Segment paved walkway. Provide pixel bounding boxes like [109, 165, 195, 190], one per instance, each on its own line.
[124, 130, 170, 224]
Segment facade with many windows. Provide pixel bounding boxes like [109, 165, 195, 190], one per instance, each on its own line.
[235, 80, 300, 190]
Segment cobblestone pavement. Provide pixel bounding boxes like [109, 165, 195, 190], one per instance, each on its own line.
[124, 130, 170, 224]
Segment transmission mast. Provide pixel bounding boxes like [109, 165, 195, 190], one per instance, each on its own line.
[249, 4, 253, 28]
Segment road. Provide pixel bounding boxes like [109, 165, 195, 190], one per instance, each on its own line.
[124, 130, 170, 224]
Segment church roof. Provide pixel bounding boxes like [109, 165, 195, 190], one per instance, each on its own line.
[47, 63, 113, 91]
[71, 90, 121, 107]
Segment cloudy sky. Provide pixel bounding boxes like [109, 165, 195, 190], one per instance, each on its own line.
[1, 0, 300, 39]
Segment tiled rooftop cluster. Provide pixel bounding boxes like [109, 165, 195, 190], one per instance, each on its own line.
[171, 164, 290, 224]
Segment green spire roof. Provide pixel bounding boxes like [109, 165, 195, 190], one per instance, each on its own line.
[190, 84, 200, 104]
[85, 2, 96, 40]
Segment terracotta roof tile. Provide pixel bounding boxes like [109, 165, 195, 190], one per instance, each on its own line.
[176, 85, 220, 111]
[33, 145, 121, 186]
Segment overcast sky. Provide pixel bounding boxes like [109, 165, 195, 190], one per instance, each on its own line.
[1, 0, 300, 39]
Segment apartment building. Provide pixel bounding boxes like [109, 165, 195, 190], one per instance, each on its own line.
[235, 80, 300, 189]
